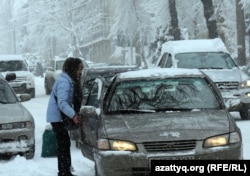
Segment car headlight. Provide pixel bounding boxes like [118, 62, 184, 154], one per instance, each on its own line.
[203, 132, 241, 148]
[240, 80, 250, 88]
[0, 121, 33, 130]
[97, 139, 137, 151]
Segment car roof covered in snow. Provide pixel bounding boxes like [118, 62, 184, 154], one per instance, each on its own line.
[118, 68, 204, 79]
[161, 38, 229, 56]
[0, 54, 24, 61]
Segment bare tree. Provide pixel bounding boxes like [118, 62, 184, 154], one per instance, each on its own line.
[169, 0, 180, 40]
[201, 0, 218, 39]
[11, 0, 100, 59]
[110, 0, 153, 67]
[236, 0, 246, 66]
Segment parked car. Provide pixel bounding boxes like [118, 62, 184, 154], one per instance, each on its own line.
[70, 65, 139, 148]
[44, 57, 89, 95]
[155, 38, 250, 120]
[79, 68, 243, 176]
[0, 73, 35, 159]
[81, 65, 140, 105]
[0, 55, 36, 98]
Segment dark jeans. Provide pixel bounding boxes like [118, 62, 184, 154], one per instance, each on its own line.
[51, 122, 72, 176]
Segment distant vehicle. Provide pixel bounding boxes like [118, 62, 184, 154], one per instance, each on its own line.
[44, 57, 89, 95]
[0, 73, 35, 159]
[79, 68, 243, 175]
[0, 55, 36, 98]
[155, 38, 250, 120]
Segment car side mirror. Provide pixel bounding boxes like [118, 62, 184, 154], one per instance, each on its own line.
[80, 105, 98, 120]
[5, 73, 16, 82]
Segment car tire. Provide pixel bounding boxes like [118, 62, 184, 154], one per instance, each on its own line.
[75, 140, 80, 148]
[239, 103, 250, 120]
[45, 83, 51, 95]
[95, 163, 100, 176]
[24, 144, 35, 159]
[45, 78, 54, 95]
[29, 88, 35, 98]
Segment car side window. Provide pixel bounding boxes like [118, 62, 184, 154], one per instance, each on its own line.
[86, 82, 99, 108]
[158, 53, 169, 68]
[165, 54, 172, 68]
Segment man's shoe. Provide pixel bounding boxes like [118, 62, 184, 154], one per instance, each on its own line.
[58, 172, 76, 176]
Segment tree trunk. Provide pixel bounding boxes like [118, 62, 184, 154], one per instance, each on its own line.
[169, 0, 180, 40]
[135, 33, 141, 67]
[201, 0, 218, 39]
[236, 0, 246, 66]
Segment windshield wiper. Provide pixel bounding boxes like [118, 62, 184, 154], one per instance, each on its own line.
[0, 101, 8, 104]
[198, 67, 224, 69]
[111, 109, 155, 114]
[152, 107, 193, 112]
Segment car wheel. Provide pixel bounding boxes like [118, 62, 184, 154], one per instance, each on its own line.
[95, 163, 100, 176]
[45, 78, 54, 95]
[74, 139, 80, 148]
[29, 88, 35, 98]
[45, 79, 51, 95]
[45, 85, 51, 95]
[24, 144, 35, 159]
[239, 103, 250, 120]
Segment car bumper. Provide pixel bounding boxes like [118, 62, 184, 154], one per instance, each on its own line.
[94, 142, 242, 176]
[9, 81, 34, 94]
[0, 128, 35, 154]
[221, 89, 250, 111]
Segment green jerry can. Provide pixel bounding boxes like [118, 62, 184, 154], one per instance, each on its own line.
[41, 124, 57, 157]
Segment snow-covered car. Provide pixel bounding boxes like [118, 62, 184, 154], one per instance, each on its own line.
[0, 55, 36, 98]
[44, 57, 89, 95]
[0, 73, 35, 159]
[155, 38, 250, 120]
[79, 68, 243, 175]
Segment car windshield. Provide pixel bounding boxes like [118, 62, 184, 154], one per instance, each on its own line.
[175, 52, 237, 69]
[0, 60, 28, 72]
[55, 60, 65, 70]
[0, 83, 18, 104]
[107, 77, 220, 113]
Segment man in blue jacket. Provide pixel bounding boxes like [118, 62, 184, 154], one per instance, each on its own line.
[46, 57, 83, 176]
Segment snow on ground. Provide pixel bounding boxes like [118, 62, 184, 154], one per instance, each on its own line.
[0, 77, 95, 176]
[0, 76, 249, 176]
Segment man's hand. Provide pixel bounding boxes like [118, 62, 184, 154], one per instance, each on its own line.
[73, 114, 81, 124]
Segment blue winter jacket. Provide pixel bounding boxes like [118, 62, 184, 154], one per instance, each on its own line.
[46, 72, 76, 123]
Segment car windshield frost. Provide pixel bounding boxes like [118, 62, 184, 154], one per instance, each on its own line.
[0, 83, 18, 104]
[175, 52, 237, 69]
[107, 77, 220, 113]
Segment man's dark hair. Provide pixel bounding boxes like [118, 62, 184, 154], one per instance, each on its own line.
[63, 57, 83, 111]
[62, 57, 83, 82]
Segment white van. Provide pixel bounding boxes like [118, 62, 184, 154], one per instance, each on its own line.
[0, 55, 35, 98]
[156, 38, 250, 120]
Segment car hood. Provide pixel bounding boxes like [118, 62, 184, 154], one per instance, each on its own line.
[104, 110, 231, 143]
[202, 69, 248, 82]
[0, 104, 28, 123]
